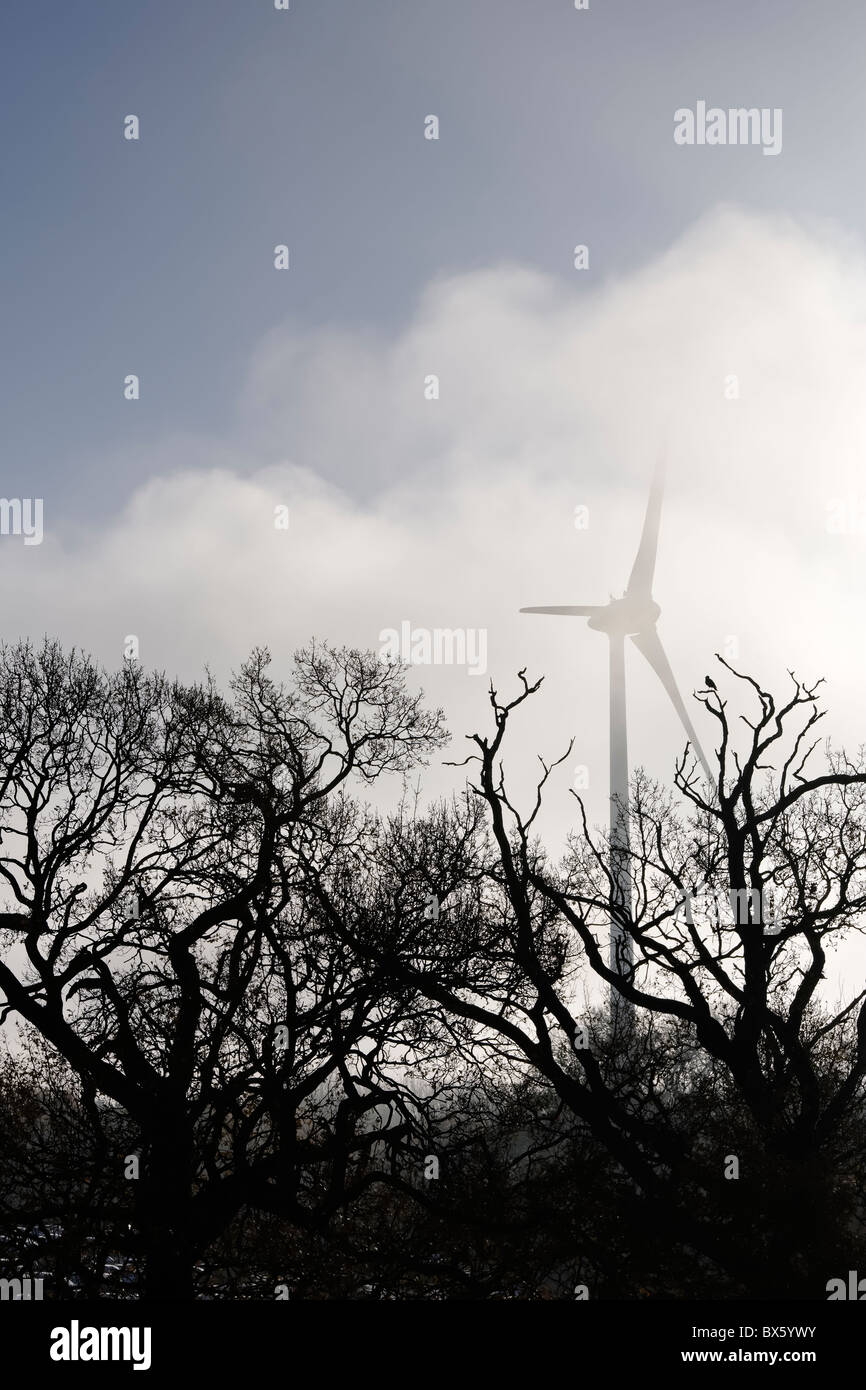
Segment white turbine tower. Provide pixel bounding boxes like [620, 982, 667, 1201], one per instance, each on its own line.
[521, 463, 711, 1010]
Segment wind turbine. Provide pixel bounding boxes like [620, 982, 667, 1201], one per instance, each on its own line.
[520, 463, 711, 1005]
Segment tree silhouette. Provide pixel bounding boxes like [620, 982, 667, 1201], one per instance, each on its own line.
[0, 639, 446, 1299]
[300, 659, 866, 1297]
[4, 640, 866, 1298]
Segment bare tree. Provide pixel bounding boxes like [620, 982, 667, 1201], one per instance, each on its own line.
[301, 659, 866, 1296]
[0, 639, 446, 1299]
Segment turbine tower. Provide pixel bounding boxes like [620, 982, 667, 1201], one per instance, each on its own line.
[520, 462, 711, 1009]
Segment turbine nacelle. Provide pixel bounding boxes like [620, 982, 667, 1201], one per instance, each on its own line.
[587, 595, 661, 636]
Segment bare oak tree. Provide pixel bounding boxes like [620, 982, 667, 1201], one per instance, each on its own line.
[0, 639, 446, 1299]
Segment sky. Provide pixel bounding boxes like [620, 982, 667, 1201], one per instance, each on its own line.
[3, 0, 866, 996]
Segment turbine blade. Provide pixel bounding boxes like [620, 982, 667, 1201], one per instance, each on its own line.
[520, 606, 602, 616]
[626, 459, 665, 599]
[629, 626, 713, 783]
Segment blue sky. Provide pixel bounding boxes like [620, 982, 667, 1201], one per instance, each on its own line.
[4, 0, 863, 517]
